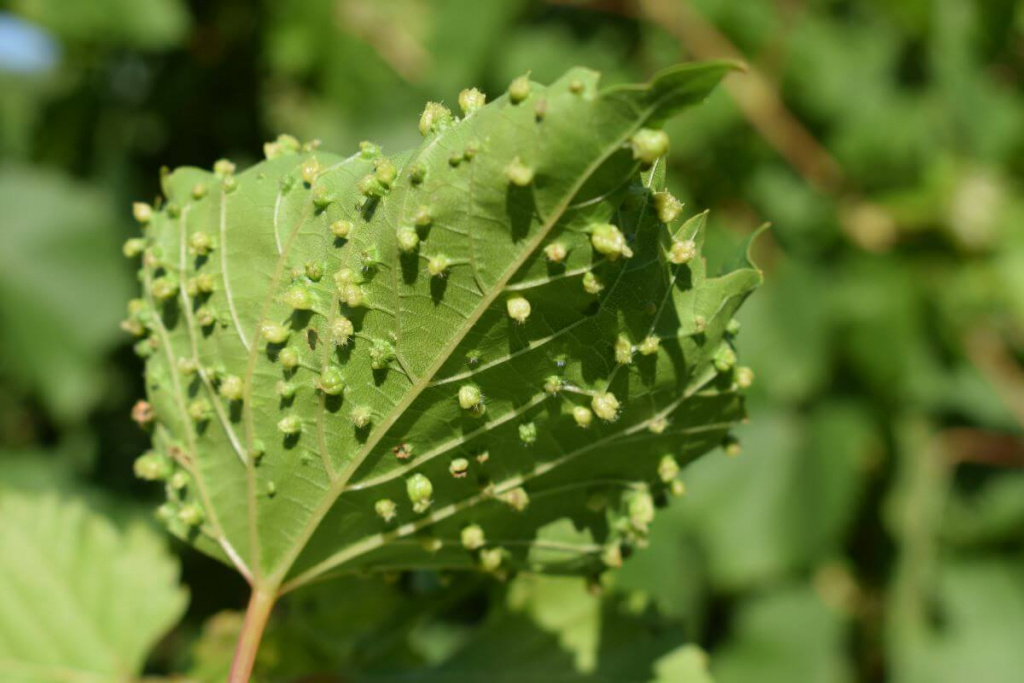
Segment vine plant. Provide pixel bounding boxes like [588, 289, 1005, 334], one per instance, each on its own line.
[123, 61, 762, 681]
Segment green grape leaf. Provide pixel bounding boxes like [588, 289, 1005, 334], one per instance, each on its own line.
[0, 166, 133, 423]
[128, 62, 761, 595]
[0, 493, 188, 681]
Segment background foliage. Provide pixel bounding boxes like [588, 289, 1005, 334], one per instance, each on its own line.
[1, 0, 1022, 681]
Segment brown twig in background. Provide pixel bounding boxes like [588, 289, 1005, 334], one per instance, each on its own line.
[941, 427, 1024, 468]
[964, 328, 1024, 430]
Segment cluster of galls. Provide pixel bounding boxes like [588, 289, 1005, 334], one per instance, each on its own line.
[122, 158, 253, 529]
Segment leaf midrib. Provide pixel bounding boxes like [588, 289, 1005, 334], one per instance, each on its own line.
[264, 93, 674, 588]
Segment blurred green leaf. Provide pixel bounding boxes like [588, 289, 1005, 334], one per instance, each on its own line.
[711, 585, 853, 683]
[0, 492, 188, 680]
[0, 166, 133, 423]
[10, 0, 191, 49]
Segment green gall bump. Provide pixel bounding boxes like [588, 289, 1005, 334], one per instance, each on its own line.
[359, 140, 380, 159]
[132, 202, 153, 224]
[177, 357, 199, 376]
[476, 451, 490, 464]
[569, 79, 585, 94]
[449, 457, 470, 478]
[629, 128, 670, 166]
[361, 246, 381, 270]
[278, 346, 300, 370]
[419, 101, 453, 137]
[213, 159, 236, 177]
[350, 405, 372, 429]
[177, 503, 204, 528]
[261, 321, 290, 344]
[427, 253, 452, 277]
[282, 283, 315, 311]
[461, 524, 485, 550]
[506, 296, 531, 323]
[501, 487, 530, 512]
[590, 223, 633, 260]
[369, 339, 395, 370]
[151, 276, 178, 302]
[508, 73, 531, 103]
[518, 422, 537, 445]
[413, 205, 433, 227]
[188, 398, 212, 422]
[694, 315, 707, 333]
[726, 318, 742, 336]
[169, 470, 190, 491]
[409, 163, 427, 185]
[319, 366, 345, 396]
[188, 232, 214, 256]
[263, 133, 300, 160]
[195, 306, 217, 328]
[544, 242, 567, 263]
[277, 414, 302, 435]
[312, 185, 334, 210]
[331, 219, 353, 239]
[356, 174, 382, 198]
[422, 537, 443, 554]
[301, 158, 320, 185]
[221, 175, 238, 193]
[458, 384, 484, 413]
[133, 451, 172, 481]
[602, 543, 623, 568]
[582, 271, 603, 295]
[627, 490, 655, 533]
[133, 339, 156, 358]
[480, 547, 504, 572]
[638, 336, 660, 356]
[534, 99, 548, 121]
[122, 238, 146, 258]
[406, 473, 434, 513]
[671, 480, 687, 497]
[669, 239, 696, 265]
[195, 273, 216, 294]
[506, 157, 534, 186]
[735, 366, 755, 389]
[649, 416, 668, 434]
[459, 87, 486, 114]
[219, 375, 244, 401]
[615, 334, 634, 365]
[464, 141, 479, 160]
[340, 283, 365, 308]
[653, 191, 683, 224]
[713, 345, 737, 372]
[658, 455, 680, 483]
[276, 380, 297, 399]
[331, 317, 354, 346]
[544, 376, 563, 394]
[375, 158, 397, 188]
[192, 183, 207, 200]
[166, 202, 182, 219]
[266, 481, 277, 497]
[375, 499, 397, 522]
[250, 440, 265, 463]
[572, 405, 593, 428]
[305, 260, 324, 282]
[723, 436, 742, 457]
[592, 391, 620, 421]
[397, 227, 420, 253]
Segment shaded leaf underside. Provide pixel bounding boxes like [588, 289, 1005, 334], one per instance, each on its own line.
[137, 62, 761, 591]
